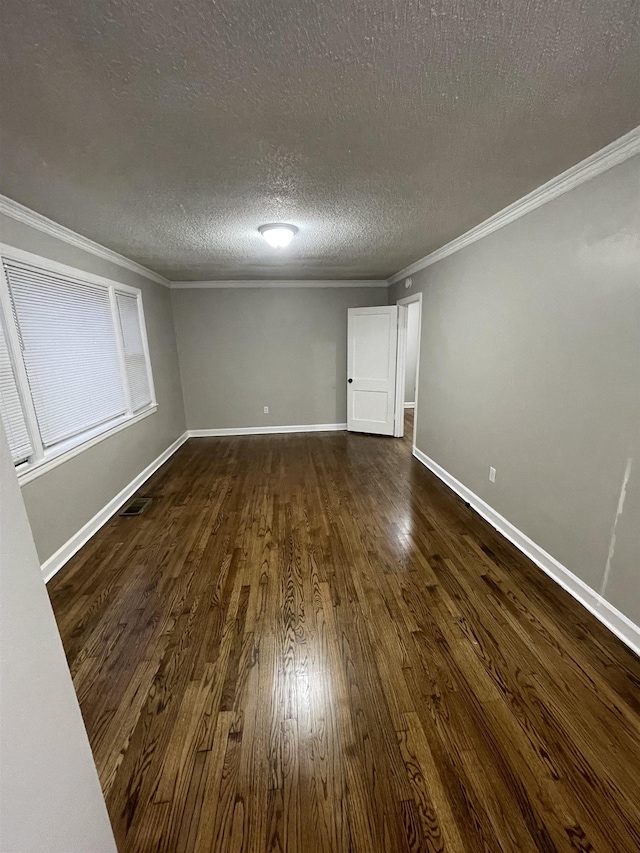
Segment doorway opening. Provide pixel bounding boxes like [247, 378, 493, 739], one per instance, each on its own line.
[394, 292, 422, 446]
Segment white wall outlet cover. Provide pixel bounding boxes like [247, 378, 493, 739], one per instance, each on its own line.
[405, 277, 412, 289]
[263, 406, 269, 414]
[489, 466, 497, 483]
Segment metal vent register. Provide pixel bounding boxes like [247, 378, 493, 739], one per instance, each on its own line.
[119, 497, 152, 516]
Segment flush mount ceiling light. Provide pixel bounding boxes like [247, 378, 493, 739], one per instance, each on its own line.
[258, 223, 298, 248]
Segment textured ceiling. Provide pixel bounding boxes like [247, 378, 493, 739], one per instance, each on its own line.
[0, 1, 638, 281]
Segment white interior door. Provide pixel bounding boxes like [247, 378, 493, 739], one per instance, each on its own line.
[347, 306, 398, 435]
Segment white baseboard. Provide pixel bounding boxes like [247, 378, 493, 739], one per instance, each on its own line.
[188, 423, 347, 437]
[40, 425, 343, 581]
[42, 432, 189, 583]
[404, 403, 416, 410]
[412, 446, 640, 657]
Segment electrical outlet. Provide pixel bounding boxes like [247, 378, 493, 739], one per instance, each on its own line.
[263, 406, 269, 414]
[489, 466, 496, 483]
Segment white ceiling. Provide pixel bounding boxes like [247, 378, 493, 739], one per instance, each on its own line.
[0, 0, 638, 281]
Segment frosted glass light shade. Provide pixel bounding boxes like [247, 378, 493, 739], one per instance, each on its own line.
[258, 223, 298, 248]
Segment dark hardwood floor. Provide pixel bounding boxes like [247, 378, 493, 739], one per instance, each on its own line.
[48, 429, 640, 852]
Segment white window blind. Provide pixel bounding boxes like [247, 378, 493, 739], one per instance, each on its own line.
[116, 292, 152, 412]
[0, 314, 32, 463]
[4, 261, 127, 447]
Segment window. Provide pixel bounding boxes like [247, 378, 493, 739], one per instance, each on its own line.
[0, 246, 156, 481]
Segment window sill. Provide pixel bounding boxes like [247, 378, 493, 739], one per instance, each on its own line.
[17, 405, 158, 486]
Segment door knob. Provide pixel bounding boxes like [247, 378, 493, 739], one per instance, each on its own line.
[348, 378, 353, 383]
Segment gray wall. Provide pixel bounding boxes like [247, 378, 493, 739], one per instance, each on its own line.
[404, 300, 420, 404]
[171, 286, 385, 429]
[390, 155, 640, 626]
[0, 213, 186, 564]
[0, 421, 116, 852]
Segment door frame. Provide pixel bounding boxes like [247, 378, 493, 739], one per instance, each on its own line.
[395, 292, 422, 448]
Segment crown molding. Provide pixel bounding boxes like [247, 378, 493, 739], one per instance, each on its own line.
[0, 195, 170, 287]
[0, 198, 387, 290]
[170, 279, 388, 289]
[388, 125, 640, 286]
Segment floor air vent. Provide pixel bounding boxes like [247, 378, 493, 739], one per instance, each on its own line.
[119, 497, 153, 517]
